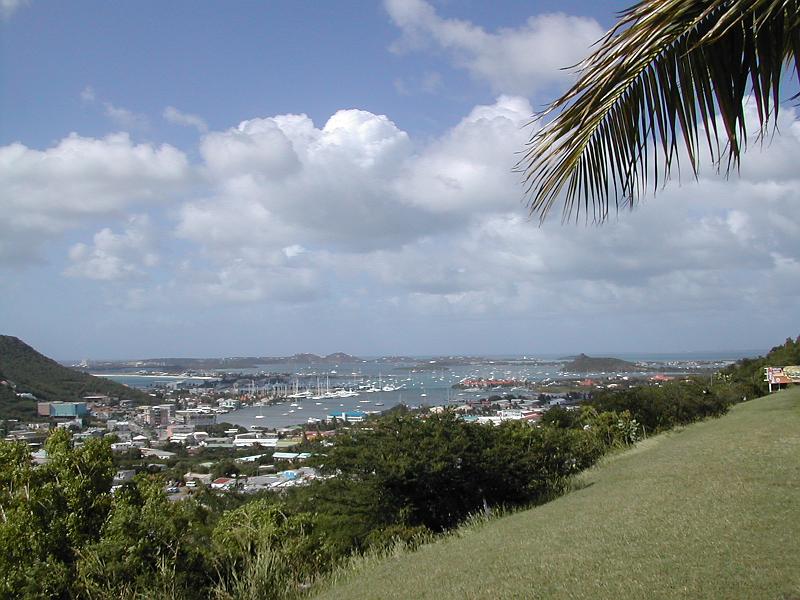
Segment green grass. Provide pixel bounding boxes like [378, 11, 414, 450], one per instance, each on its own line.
[313, 388, 800, 600]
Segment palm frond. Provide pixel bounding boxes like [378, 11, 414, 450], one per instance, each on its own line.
[518, 0, 800, 224]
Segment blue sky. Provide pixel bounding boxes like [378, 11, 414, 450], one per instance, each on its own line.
[1, 0, 797, 360]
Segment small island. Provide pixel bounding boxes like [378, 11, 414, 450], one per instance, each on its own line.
[562, 353, 640, 373]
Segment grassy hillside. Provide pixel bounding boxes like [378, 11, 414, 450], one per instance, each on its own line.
[0, 335, 151, 414]
[315, 388, 800, 600]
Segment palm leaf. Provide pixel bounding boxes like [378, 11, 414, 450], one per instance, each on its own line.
[518, 0, 800, 223]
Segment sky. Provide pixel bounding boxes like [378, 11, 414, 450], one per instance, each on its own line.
[1, 0, 798, 360]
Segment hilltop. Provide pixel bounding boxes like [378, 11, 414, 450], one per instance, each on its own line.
[562, 352, 640, 372]
[315, 388, 800, 600]
[0, 335, 151, 416]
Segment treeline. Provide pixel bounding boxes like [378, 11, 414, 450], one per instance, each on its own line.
[720, 335, 800, 396]
[2, 339, 794, 598]
[0, 416, 617, 598]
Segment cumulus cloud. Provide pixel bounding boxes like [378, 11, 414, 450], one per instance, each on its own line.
[398, 95, 532, 213]
[65, 215, 159, 281]
[384, 0, 604, 96]
[5, 87, 797, 347]
[164, 106, 208, 133]
[163, 96, 800, 328]
[178, 107, 436, 259]
[0, 132, 190, 263]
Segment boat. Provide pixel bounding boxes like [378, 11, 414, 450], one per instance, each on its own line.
[382, 383, 405, 392]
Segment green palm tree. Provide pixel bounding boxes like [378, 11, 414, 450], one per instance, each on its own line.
[519, 0, 800, 223]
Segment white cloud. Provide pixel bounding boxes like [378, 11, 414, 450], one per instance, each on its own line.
[6, 88, 797, 346]
[384, 0, 604, 96]
[164, 106, 208, 133]
[104, 102, 149, 130]
[77, 86, 149, 129]
[164, 97, 798, 326]
[1, 0, 29, 20]
[0, 133, 190, 263]
[65, 215, 159, 281]
[398, 95, 532, 213]
[179, 107, 433, 260]
[80, 86, 96, 102]
[200, 117, 301, 179]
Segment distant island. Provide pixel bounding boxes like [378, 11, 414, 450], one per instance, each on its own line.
[562, 353, 641, 373]
[79, 352, 362, 372]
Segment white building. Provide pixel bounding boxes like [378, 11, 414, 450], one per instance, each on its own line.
[233, 432, 279, 448]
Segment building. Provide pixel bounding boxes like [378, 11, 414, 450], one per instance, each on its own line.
[176, 409, 216, 428]
[272, 452, 312, 461]
[167, 423, 194, 437]
[112, 469, 136, 486]
[183, 472, 212, 486]
[48, 402, 89, 418]
[141, 404, 174, 427]
[233, 432, 279, 448]
[326, 410, 366, 423]
[211, 477, 236, 490]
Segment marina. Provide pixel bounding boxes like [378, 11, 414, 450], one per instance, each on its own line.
[97, 353, 741, 430]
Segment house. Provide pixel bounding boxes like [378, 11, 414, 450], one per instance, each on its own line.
[242, 475, 282, 492]
[326, 410, 366, 423]
[211, 477, 236, 490]
[110, 441, 135, 452]
[183, 472, 212, 486]
[272, 451, 312, 462]
[233, 432, 278, 448]
[235, 453, 269, 463]
[112, 469, 136, 486]
[140, 447, 176, 459]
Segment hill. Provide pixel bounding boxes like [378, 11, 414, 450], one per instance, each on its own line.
[562, 352, 639, 372]
[0, 335, 151, 416]
[314, 388, 800, 600]
[85, 352, 362, 372]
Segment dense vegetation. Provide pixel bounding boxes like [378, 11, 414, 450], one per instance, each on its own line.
[316, 388, 800, 600]
[0, 378, 744, 599]
[2, 337, 797, 598]
[0, 369, 38, 421]
[720, 335, 800, 396]
[0, 335, 151, 411]
[562, 353, 638, 373]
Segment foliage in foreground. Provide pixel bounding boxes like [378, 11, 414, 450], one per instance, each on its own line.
[1, 339, 787, 598]
[520, 0, 800, 223]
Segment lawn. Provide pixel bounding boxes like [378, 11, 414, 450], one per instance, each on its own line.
[314, 387, 800, 600]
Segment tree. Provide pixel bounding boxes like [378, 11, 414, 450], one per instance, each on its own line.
[310, 413, 603, 532]
[0, 430, 114, 598]
[519, 0, 800, 223]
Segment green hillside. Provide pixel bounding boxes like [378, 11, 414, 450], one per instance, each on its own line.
[315, 388, 800, 600]
[0, 336, 150, 416]
[563, 352, 639, 372]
